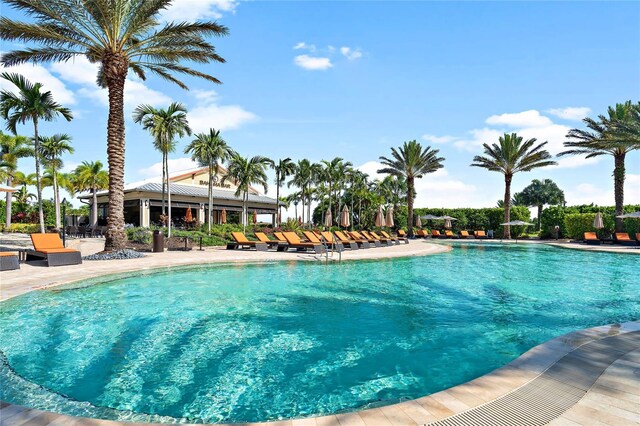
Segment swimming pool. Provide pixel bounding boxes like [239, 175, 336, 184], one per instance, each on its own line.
[0, 243, 637, 423]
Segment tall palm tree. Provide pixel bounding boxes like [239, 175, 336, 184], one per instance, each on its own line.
[39, 133, 74, 230]
[184, 128, 234, 233]
[272, 158, 296, 225]
[378, 140, 444, 237]
[133, 102, 191, 237]
[321, 157, 352, 225]
[73, 161, 109, 227]
[0, 132, 32, 227]
[471, 133, 556, 238]
[222, 154, 272, 231]
[1, 0, 228, 249]
[559, 102, 640, 232]
[0, 73, 73, 233]
[288, 159, 313, 224]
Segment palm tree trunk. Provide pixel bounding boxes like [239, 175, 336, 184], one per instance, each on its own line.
[167, 161, 171, 238]
[613, 152, 625, 233]
[503, 174, 512, 239]
[104, 57, 128, 251]
[275, 172, 280, 226]
[407, 177, 415, 237]
[242, 191, 247, 232]
[32, 117, 45, 233]
[92, 187, 98, 227]
[537, 204, 542, 231]
[5, 176, 12, 228]
[52, 166, 60, 230]
[208, 164, 213, 234]
[161, 152, 166, 215]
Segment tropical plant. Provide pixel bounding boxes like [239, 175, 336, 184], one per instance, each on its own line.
[184, 128, 234, 233]
[1, 0, 229, 249]
[12, 185, 35, 211]
[39, 133, 74, 229]
[496, 192, 527, 208]
[471, 132, 556, 238]
[133, 102, 191, 237]
[378, 140, 444, 237]
[0, 132, 32, 227]
[519, 179, 565, 230]
[288, 159, 313, 224]
[559, 101, 640, 232]
[73, 161, 109, 226]
[0, 73, 73, 232]
[222, 154, 272, 231]
[272, 158, 296, 225]
[321, 157, 353, 225]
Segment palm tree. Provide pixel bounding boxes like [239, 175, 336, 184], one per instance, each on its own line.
[1, 0, 228, 249]
[519, 179, 565, 230]
[133, 102, 191, 237]
[288, 159, 312, 224]
[378, 140, 444, 237]
[272, 158, 296, 225]
[12, 185, 35, 211]
[39, 133, 74, 230]
[321, 157, 353, 225]
[0, 132, 32, 227]
[0, 73, 73, 233]
[184, 128, 234, 233]
[559, 102, 640, 232]
[471, 133, 556, 238]
[73, 161, 109, 227]
[222, 154, 272, 232]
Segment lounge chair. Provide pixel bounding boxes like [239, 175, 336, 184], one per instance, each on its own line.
[27, 233, 82, 266]
[321, 231, 357, 250]
[583, 232, 601, 245]
[273, 231, 287, 242]
[254, 232, 288, 251]
[459, 230, 474, 239]
[382, 230, 408, 244]
[397, 229, 408, 239]
[0, 252, 20, 271]
[637, 234, 640, 246]
[365, 231, 394, 246]
[416, 229, 429, 238]
[444, 230, 459, 239]
[282, 232, 326, 253]
[334, 230, 368, 249]
[350, 231, 381, 247]
[303, 231, 344, 251]
[614, 233, 636, 247]
[474, 230, 489, 240]
[229, 232, 268, 251]
[431, 230, 446, 239]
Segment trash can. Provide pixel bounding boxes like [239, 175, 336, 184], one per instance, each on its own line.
[152, 230, 164, 252]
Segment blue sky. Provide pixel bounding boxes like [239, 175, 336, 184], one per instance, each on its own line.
[1, 0, 639, 213]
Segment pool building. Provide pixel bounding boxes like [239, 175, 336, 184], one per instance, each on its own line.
[78, 166, 281, 227]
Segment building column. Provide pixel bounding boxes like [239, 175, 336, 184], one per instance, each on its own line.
[140, 199, 150, 227]
[198, 203, 206, 225]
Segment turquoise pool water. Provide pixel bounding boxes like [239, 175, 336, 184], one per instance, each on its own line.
[0, 243, 638, 423]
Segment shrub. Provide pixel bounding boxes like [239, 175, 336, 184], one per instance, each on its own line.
[413, 206, 531, 237]
[0, 223, 40, 233]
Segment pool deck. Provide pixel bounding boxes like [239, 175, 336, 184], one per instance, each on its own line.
[1, 235, 639, 425]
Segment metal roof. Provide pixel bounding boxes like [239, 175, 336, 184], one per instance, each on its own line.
[80, 182, 281, 205]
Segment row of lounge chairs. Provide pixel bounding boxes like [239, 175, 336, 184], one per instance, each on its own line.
[229, 230, 409, 253]
[411, 229, 491, 239]
[584, 232, 640, 246]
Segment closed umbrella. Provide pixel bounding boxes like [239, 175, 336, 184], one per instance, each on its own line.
[220, 208, 227, 224]
[252, 210, 257, 224]
[593, 212, 604, 229]
[185, 207, 193, 223]
[444, 219, 452, 228]
[340, 205, 350, 228]
[385, 207, 394, 228]
[324, 209, 333, 227]
[375, 206, 386, 227]
[415, 215, 422, 228]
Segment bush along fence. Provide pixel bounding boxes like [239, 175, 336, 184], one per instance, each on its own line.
[540, 204, 640, 240]
[413, 206, 531, 238]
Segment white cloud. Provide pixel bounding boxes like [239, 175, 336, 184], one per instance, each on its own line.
[453, 128, 504, 152]
[293, 42, 316, 52]
[138, 157, 200, 178]
[486, 110, 553, 128]
[294, 55, 333, 71]
[547, 107, 591, 121]
[340, 46, 363, 61]
[160, 0, 238, 21]
[0, 62, 76, 105]
[187, 91, 257, 132]
[422, 134, 456, 144]
[563, 175, 640, 206]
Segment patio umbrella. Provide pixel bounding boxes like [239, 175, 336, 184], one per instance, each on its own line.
[252, 210, 258, 224]
[415, 215, 422, 227]
[185, 207, 193, 223]
[375, 206, 386, 227]
[421, 214, 441, 220]
[385, 206, 394, 227]
[220, 208, 227, 224]
[324, 209, 333, 227]
[500, 220, 534, 242]
[593, 212, 604, 229]
[340, 205, 350, 228]
[616, 211, 640, 218]
[0, 184, 16, 192]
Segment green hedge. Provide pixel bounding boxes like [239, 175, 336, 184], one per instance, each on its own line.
[413, 206, 531, 237]
[0, 223, 40, 233]
[540, 204, 640, 239]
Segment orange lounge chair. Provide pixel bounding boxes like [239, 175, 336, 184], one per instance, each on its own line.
[350, 231, 381, 247]
[381, 230, 407, 244]
[321, 231, 357, 250]
[416, 229, 429, 238]
[27, 233, 82, 266]
[334, 230, 369, 249]
[366, 231, 394, 246]
[397, 229, 407, 239]
[254, 232, 288, 251]
[614, 233, 636, 247]
[637, 234, 640, 245]
[282, 232, 326, 253]
[583, 232, 601, 245]
[303, 231, 344, 251]
[444, 230, 459, 239]
[459, 230, 474, 239]
[431, 230, 446, 239]
[474, 230, 488, 240]
[273, 231, 288, 242]
[0, 252, 20, 270]
[229, 232, 268, 251]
